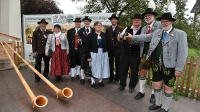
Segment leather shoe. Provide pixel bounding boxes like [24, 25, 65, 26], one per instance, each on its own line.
[107, 80, 113, 84]
[149, 104, 162, 110]
[158, 108, 168, 112]
[129, 88, 134, 93]
[88, 79, 91, 83]
[150, 94, 156, 104]
[113, 80, 119, 85]
[99, 82, 104, 87]
[35, 78, 40, 83]
[118, 86, 125, 91]
[80, 79, 85, 85]
[134, 92, 145, 100]
[71, 77, 75, 82]
[91, 83, 98, 89]
[76, 75, 80, 80]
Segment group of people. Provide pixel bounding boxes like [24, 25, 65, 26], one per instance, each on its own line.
[32, 8, 188, 112]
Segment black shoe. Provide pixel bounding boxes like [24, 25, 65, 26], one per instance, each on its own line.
[35, 78, 40, 83]
[80, 79, 85, 85]
[91, 83, 98, 89]
[71, 77, 75, 82]
[134, 92, 145, 100]
[107, 80, 113, 84]
[99, 82, 104, 87]
[56, 76, 59, 82]
[149, 104, 162, 110]
[129, 88, 135, 93]
[58, 76, 62, 81]
[150, 94, 156, 104]
[158, 108, 168, 112]
[118, 86, 125, 91]
[76, 75, 80, 80]
[113, 80, 119, 85]
[88, 79, 91, 83]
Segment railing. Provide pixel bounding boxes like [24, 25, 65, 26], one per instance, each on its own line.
[0, 32, 23, 70]
[146, 56, 200, 100]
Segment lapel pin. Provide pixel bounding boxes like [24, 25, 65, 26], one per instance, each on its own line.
[170, 34, 174, 37]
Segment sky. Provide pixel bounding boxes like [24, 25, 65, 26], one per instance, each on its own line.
[57, 0, 196, 17]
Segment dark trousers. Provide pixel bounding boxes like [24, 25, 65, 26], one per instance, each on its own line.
[109, 48, 120, 81]
[80, 53, 87, 69]
[119, 52, 140, 89]
[35, 54, 50, 79]
[70, 50, 81, 68]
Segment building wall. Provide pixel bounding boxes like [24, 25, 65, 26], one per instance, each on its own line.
[0, 0, 21, 41]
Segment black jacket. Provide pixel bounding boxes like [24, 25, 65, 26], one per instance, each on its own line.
[86, 32, 110, 59]
[78, 27, 95, 53]
[67, 28, 77, 56]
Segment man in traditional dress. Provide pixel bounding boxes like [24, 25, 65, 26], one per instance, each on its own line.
[126, 12, 188, 112]
[134, 8, 162, 104]
[32, 19, 53, 83]
[106, 14, 124, 85]
[78, 16, 94, 84]
[117, 14, 143, 93]
[67, 18, 82, 82]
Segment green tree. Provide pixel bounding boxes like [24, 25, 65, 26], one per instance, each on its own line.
[21, 0, 63, 14]
[71, 0, 198, 50]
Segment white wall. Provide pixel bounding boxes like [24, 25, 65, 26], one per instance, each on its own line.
[0, 0, 21, 41]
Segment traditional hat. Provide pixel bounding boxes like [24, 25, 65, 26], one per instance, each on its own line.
[108, 14, 119, 20]
[82, 16, 92, 21]
[73, 18, 82, 22]
[142, 8, 157, 17]
[157, 12, 176, 21]
[37, 19, 48, 24]
[131, 13, 143, 19]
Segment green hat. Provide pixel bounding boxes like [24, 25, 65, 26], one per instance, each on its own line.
[157, 12, 176, 21]
[142, 8, 157, 17]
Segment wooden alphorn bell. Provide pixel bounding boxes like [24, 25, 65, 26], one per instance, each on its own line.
[3, 41, 73, 98]
[0, 41, 48, 108]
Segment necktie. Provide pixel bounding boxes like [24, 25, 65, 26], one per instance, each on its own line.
[86, 28, 89, 33]
[42, 31, 46, 35]
[162, 32, 168, 42]
[147, 25, 151, 34]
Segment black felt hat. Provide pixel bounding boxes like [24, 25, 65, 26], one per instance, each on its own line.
[37, 19, 48, 24]
[82, 16, 92, 21]
[108, 14, 119, 20]
[157, 12, 176, 21]
[142, 8, 157, 17]
[131, 13, 143, 19]
[73, 18, 82, 22]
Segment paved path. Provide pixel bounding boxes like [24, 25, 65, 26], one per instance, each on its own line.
[0, 68, 199, 112]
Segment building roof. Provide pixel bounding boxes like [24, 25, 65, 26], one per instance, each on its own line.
[191, 0, 200, 13]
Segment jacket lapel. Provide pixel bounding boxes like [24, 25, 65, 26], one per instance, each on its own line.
[71, 28, 75, 36]
[164, 28, 174, 45]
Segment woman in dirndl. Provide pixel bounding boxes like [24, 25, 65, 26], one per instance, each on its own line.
[86, 21, 110, 89]
[45, 24, 70, 82]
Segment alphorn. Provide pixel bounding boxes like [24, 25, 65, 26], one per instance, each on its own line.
[3, 41, 73, 98]
[1, 41, 48, 108]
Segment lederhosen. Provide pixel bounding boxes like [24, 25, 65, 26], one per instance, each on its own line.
[119, 26, 142, 88]
[152, 29, 176, 87]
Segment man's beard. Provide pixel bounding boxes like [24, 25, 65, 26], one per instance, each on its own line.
[145, 17, 154, 24]
[162, 25, 171, 31]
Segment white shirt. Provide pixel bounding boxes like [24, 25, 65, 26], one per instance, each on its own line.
[85, 27, 91, 33]
[121, 25, 141, 35]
